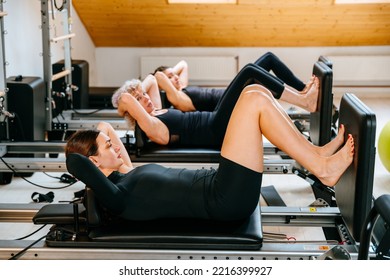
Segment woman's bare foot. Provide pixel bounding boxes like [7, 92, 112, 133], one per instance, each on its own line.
[300, 75, 315, 95]
[303, 76, 319, 112]
[317, 134, 355, 187]
[317, 124, 345, 156]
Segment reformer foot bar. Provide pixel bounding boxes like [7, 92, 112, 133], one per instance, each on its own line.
[0, 93, 384, 260]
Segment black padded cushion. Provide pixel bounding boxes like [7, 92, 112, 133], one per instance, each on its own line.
[132, 145, 221, 163]
[336, 93, 376, 241]
[33, 203, 87, 225]
[88, 206, 263, 250]
[132, 123, 221, 162]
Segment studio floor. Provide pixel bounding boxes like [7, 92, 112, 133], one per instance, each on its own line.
[0, 93, 389, 247]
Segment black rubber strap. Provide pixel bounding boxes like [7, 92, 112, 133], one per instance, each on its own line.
[31, 191, 54, 203]
[261, 185, 286, 206]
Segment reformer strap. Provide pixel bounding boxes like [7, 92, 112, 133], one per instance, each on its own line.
[31, 191, 54, 203]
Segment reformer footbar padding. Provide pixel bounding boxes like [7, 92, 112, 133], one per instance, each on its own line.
[336, 93, 376, 242]
[35, 153, 263, 250]
[309, 61, 333, 147]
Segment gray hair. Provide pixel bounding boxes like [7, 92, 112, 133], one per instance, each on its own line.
[112, 79, 142, 108]
[112, 79, 142, 130]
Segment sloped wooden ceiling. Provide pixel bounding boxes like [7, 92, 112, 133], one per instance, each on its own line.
[73, 0, 390, 47]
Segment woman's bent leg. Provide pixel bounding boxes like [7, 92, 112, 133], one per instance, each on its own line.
[254, 52, 306, 91]
[221, 85, 354, 186]
[211, 64, 285, 142]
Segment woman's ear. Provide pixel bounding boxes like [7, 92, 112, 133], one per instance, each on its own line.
[88, 155, 101, 168]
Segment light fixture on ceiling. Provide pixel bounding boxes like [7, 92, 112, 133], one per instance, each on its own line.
[167, 0, 237, 4]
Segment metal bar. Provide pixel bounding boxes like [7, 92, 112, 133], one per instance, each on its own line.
[0, 157, 68, 172]
[0, 204, 339, 225]
[50, 33, 75, 43]
[0, 240, 360, 260]
[62, 2, 73, 108]
[0, 204, 43, 222]
[0, 2, 8, 139]
[0, 139, 285, 156]
[62, 120, 128, 130]
[69, 109, 122, 120]
[41, 0, 53, 131]
[0, 157, 293, 174]
[261, 206, 340, 226]
[51, 69, 71, 82]
[1, 142, 66, 153]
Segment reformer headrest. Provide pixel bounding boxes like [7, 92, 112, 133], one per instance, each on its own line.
[84, 187, 111, 227]
[82, 187, 125, 227]
[134, 123, 149, 149]
[66, 153, 126, 215]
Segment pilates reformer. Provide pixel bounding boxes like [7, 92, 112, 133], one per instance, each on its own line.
[0, 93, 386, 260]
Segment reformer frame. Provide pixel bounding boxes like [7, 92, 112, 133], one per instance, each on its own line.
[0, 93, 382, 260]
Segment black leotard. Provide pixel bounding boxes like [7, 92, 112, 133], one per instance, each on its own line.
[107, 156, 262, 221]
[155, 109, 217, 147]
[183, 86, 224, 111]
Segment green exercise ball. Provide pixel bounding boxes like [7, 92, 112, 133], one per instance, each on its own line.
[378, 121, 390, 172]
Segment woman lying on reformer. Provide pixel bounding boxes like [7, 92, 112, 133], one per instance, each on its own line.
[112, 63, 319, 147]
[153, 52, 315, 112]
[65, 84, 354, 222]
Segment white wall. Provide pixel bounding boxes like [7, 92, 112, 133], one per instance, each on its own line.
[2, 1, 390, 93]
[3, 0, 96, 83]
[95, 46, 390, 88]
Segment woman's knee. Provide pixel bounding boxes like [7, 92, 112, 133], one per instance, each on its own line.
[240, 85, 274, 106]
[243, 84, 273, 97]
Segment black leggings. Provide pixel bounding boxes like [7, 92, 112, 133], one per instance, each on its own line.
[179, 52, 304, 114]
[254, 52, 306, 91]
[206, 156, 263, 220]
[210, 63, 284, 144]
